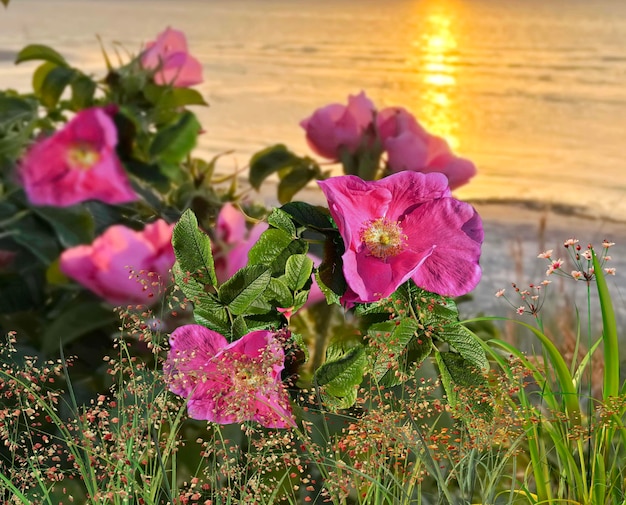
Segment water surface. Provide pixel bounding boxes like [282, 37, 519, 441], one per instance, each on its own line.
[2, 0, 626, 220]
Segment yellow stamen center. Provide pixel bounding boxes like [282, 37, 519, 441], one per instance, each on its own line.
[67, 144, 100, 170]
[360, 217, 406, 259]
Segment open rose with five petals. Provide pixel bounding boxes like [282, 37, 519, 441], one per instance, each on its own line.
[164, 325, 295, 429]
[19, 107, 137, 207]
[318, 171, 483, 304]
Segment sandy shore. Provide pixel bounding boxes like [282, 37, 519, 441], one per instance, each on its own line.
[463, 201, 626, 332]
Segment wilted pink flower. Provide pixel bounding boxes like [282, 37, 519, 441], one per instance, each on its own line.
[376, 107, 476, 190]
[300, 91, 375, 160]
[141, 27, 203, 87]
[537, 250, 553, 259]
[164, 325, 295, 428]
[19, 107, 137, 207]
[60, 220, 175, 306]
[318, 171, 483, 304]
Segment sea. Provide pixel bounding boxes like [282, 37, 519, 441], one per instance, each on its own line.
[2, 0, 626, 221]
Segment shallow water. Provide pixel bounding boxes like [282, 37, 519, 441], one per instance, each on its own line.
[2, 0, 626, 221]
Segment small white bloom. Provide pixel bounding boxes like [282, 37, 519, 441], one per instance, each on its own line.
[571, 270, 583, 280]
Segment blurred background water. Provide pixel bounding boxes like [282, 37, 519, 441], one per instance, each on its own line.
[2, 0, 626, 222]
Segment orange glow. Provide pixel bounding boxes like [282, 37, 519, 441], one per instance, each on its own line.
[414, 8, 460, 150]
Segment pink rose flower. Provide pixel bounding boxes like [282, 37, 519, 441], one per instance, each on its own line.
[300, 91, 375, 160]
[377, 107, 476, 190]
[318, 171, 483, 304]
[164, 325, 295, 428]
[19, 107, 137, 207]
[60, 220, 175, 306]
[141, 27, 203, 87]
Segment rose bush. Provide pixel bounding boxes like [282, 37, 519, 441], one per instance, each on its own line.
[1, 27, 488, 437]
[0, 27, 211, 361]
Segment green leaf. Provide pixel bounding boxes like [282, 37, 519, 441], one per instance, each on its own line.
[249, 144, 301, 190]
[315, 342, 366, 410]
[172, 209, 217, 289]
[33, 206, 94, 248]
[0, 94, 37, 126]
[293, 290, 310, 312]
[1, 0, 10, 7]
[32, 61, 55, 96]
[41, 301, 118, 355]
[277, 163, 319, 204]
[219, 265, 271, 316]
[39, 65, 76, 109]
[172, 263, 230, 334]
[8, 215, 60, 264]
[248, 228, 307, 275]
[149, 111, 201, 164]
[284, 254, 313, 292]
[144, 84, 207, 108]
[593, 251, 620, 401]
[232, 316, 248, 340]
[368, 318, 431, 387]
[315, 233, 346, 304]
[0, 273, 43, 314]
[15, 44, 69, 67]
[0, 94, 37, 159]
[280, 201, 334, 231]
[193, 297, 231, 335]
[436, 350, 493, 422]
[70, 74, 97, 109]
[171, 261, 207, 302]
[265, 277, 294, 308]
[438, 323, 489, 373]
[267, 208, 296, 237]
[243, 297, 273, 315]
